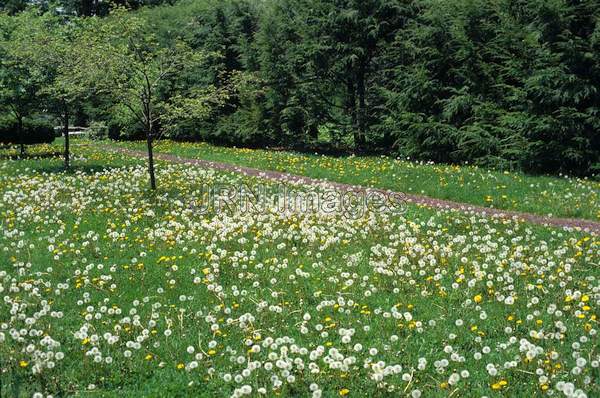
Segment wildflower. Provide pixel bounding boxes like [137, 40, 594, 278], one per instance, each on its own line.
[491, 380, 508, 390]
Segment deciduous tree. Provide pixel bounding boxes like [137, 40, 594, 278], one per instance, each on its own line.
[78, 8, 217, 189]
[0, 12, 43, 155]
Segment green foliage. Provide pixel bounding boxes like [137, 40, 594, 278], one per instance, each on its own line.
[105, 103, 146, 140]
[172, 0, 263, 143]
[87, 120, 108, 140]
[0, 0, 599, 175]
[0, 11, 45, 137]
[382, 0, 600, 174]
[74, 7, 218, 141]
[0, 0, 178, 16]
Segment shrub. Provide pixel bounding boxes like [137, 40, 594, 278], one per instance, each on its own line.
[88, 121, 109, 140]
[0, 117, 55, 145]
[106, 120, 146, 141]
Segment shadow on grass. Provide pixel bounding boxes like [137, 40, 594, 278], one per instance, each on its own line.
[0, 151, 63, 160]
[34, 162, 129, 175]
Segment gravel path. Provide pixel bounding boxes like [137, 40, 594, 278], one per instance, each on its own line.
[106, 145, 600, 234]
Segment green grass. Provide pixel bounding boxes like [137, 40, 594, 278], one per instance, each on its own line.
[106, 139, 600, 221]
[0, 142, 599, 397]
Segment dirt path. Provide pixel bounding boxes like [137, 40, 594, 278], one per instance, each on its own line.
[106, 145, 600, 234]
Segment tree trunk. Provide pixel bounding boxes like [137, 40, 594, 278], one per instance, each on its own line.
[17, 116, 24, 157]
[308, 123, 318, 142]
[346, 78, 360, 150]
[146, 131, 157, 190]
[142, 81, 157, 190]
[355, 66, 367, 152]
[63, 109, 70, 169]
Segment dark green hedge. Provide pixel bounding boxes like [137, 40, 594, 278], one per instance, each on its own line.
[0, 119, 55, 145]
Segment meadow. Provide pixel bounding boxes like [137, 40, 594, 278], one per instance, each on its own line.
[111, 140, 600, 222]
[0, 142, 599, 398]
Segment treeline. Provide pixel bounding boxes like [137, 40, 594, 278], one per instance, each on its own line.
[1, 0, 599, 176]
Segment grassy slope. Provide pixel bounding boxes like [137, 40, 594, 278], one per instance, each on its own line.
[1, 142, 599, 398]
[107, 139, 600, 222]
